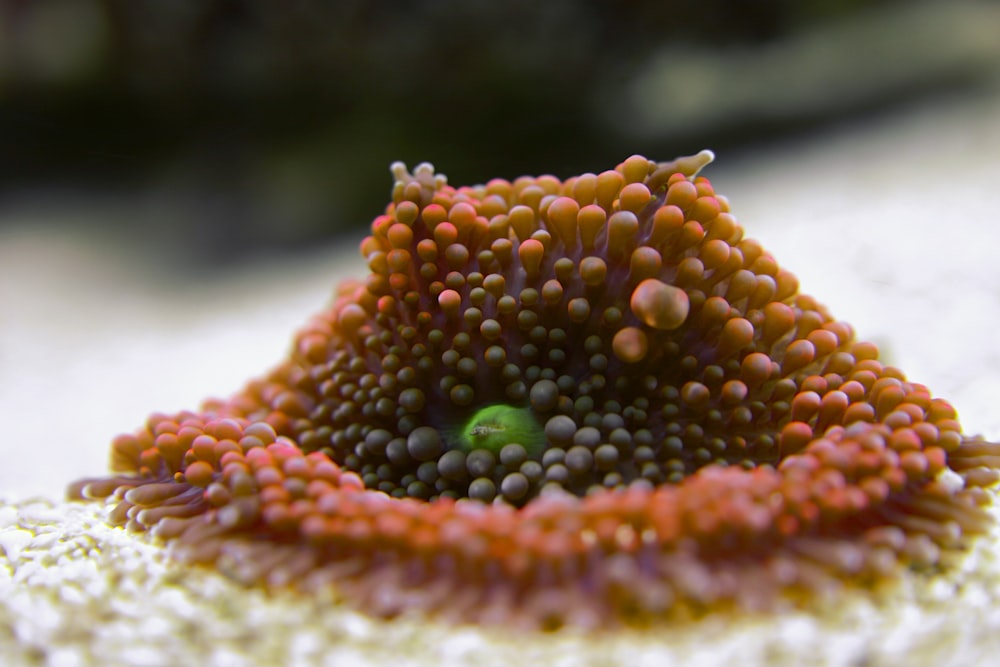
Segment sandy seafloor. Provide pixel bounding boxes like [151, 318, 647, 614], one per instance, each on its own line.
[2, 83, 1000, 666]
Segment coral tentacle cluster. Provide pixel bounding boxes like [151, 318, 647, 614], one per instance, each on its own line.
[70, 152, 1000, 628]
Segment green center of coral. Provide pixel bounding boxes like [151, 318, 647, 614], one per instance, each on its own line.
[452, 404, 545, 457]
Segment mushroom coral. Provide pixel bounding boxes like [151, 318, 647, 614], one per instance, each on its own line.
[69, 152, 1000, 629]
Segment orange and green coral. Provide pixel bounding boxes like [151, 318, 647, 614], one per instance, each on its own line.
[70, 152, 1000, 629]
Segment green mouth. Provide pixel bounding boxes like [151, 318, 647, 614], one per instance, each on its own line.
[449, 404, 545, 457]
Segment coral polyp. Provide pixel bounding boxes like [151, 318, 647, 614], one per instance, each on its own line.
[69, 151, 1000, 629]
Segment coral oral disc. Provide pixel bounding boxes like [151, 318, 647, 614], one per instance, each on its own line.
[69, 152, 1000, 630]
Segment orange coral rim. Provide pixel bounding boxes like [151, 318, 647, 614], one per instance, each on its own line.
[69, 152, 1000, 629]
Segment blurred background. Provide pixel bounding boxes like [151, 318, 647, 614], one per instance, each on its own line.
[2, 0, 1000, 498]
[2, 0, 999, 263]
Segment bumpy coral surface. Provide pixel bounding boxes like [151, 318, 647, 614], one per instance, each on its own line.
[70, 152, 1000, 629]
